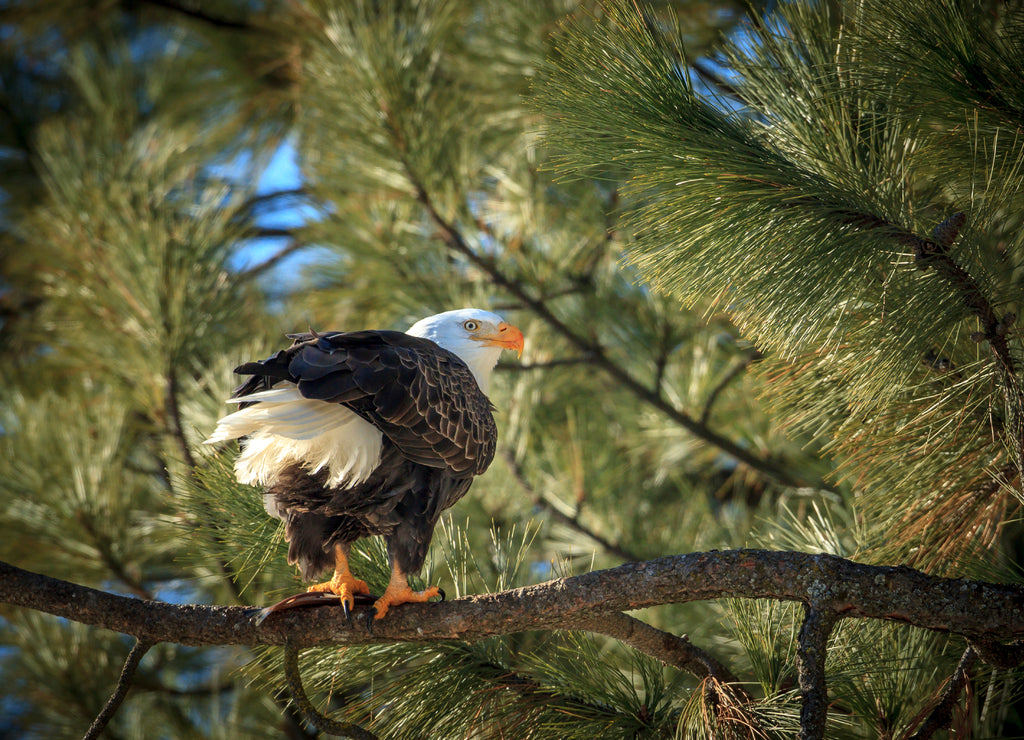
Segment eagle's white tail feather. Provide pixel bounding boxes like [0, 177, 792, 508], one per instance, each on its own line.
[204, 384, 382, 490]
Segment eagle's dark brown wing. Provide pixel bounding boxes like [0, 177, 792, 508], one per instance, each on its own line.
[232, 330, 496, 476]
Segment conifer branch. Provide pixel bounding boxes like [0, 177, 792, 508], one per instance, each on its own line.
[283, 642, 378, 740]
[500, 448, 642, 563]
[4, 551, 1023, 650]
[83, 638, 154, 740]
[700, 350, 763, 426]
[906, 645, 977, 740]
[165, 369, 198, 471]
[796, 605, 837, 740]
[910, 212, 1013, 376]
[406, 170, 830, 493]
[163, 368, 247, 604]
[136, 0, 252, 31]
[496, 356, 595, 372]
[690, 57, 748, 105]
[243, 187, 311, 211]
[237, 239, 310, 280]
[76, 512, 154, 601]
[967, 637, 1024, 669]
[576, 611, 749, 694]
[8, 549, 1024, 738]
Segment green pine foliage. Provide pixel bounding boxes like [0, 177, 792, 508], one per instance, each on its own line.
[3, 0, 1024, 737]
[539, 0, 1024, 571]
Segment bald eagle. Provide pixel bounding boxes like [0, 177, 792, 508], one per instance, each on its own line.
[205, 309, 524, 620]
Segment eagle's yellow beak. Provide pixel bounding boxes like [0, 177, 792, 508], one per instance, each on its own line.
[475, 321, 524, 358]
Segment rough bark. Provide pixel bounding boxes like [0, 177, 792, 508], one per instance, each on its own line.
[3, 550, 1023, 650]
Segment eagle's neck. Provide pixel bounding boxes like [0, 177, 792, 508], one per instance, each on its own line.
[458, 348, 501, 394]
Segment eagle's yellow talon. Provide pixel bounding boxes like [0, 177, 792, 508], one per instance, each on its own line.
[372, 572, 441, 620]
[306, 545, 369, 610]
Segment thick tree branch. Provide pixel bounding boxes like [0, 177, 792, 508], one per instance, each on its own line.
[83, 638, 154, 740]
[3, 551, 1024, 652]
[796, 605, 838, 740]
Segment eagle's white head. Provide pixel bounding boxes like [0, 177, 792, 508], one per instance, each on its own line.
[407, 308, 524, 392]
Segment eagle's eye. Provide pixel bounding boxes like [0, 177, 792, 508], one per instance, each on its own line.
[462, 320, 479, 332]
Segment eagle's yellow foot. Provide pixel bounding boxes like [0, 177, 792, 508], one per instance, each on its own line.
[371, 568, 445, 622]
[306, 545, 369, 618]
[307, 573, 370, 605]
[372, 584, 441, 620]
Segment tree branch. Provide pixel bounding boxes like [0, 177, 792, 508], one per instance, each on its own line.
[283, 642, 378, 740]
[135, 0, 253, 31]
[237, 240, 311, 281]
[243, 187, 311, 212]
[966, 637, 1024, 669]
[796, 604, 837, 740]
[495, 356, 594, 372]
[576, 611, 749, 695]
[700, 349, 763, 425]
[163, 369, 246, 604]
[83, 638, 154, 740]
[906, 645, 977, 740]
[164, 369, 198, 471]
[691, 57, 748, 105]
[4, 551, 1024, 651]
[501, 448, 642, 563]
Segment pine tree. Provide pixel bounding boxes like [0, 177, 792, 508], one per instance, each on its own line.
[1, 1, 1023, 739]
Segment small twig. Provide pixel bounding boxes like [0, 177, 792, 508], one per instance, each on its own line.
[700, 350, 763, 425]
[83, 638, 154, 740]
[691, 57, 748, 104]
[243, 187, 310, 212]
[250, 227, 302, 240]
[136, 0, 252, 30]
[164, 370, 247, 604]
[495, 356, 594, 372]
[906, 645, 977, 740]
[283, 642, 379, 739]
[796, 604, 837, 740]
[165, 369, 198, 471]
[652, 320, 674, 399]
[237, 240, 311, 280]
[76, 513, 154, 601]
[501, 448, 642, 563]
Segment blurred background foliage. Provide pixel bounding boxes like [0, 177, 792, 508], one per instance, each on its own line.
[1, 0, 1022, 737]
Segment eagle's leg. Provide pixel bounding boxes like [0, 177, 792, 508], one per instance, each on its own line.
[306, 544, 370, 616]
[371, 565, 442, 620]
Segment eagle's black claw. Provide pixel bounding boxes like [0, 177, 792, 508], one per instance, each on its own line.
[341, 598, 352, 625]
[437, 587, 446, 602]
[364, 607, 377, 634]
